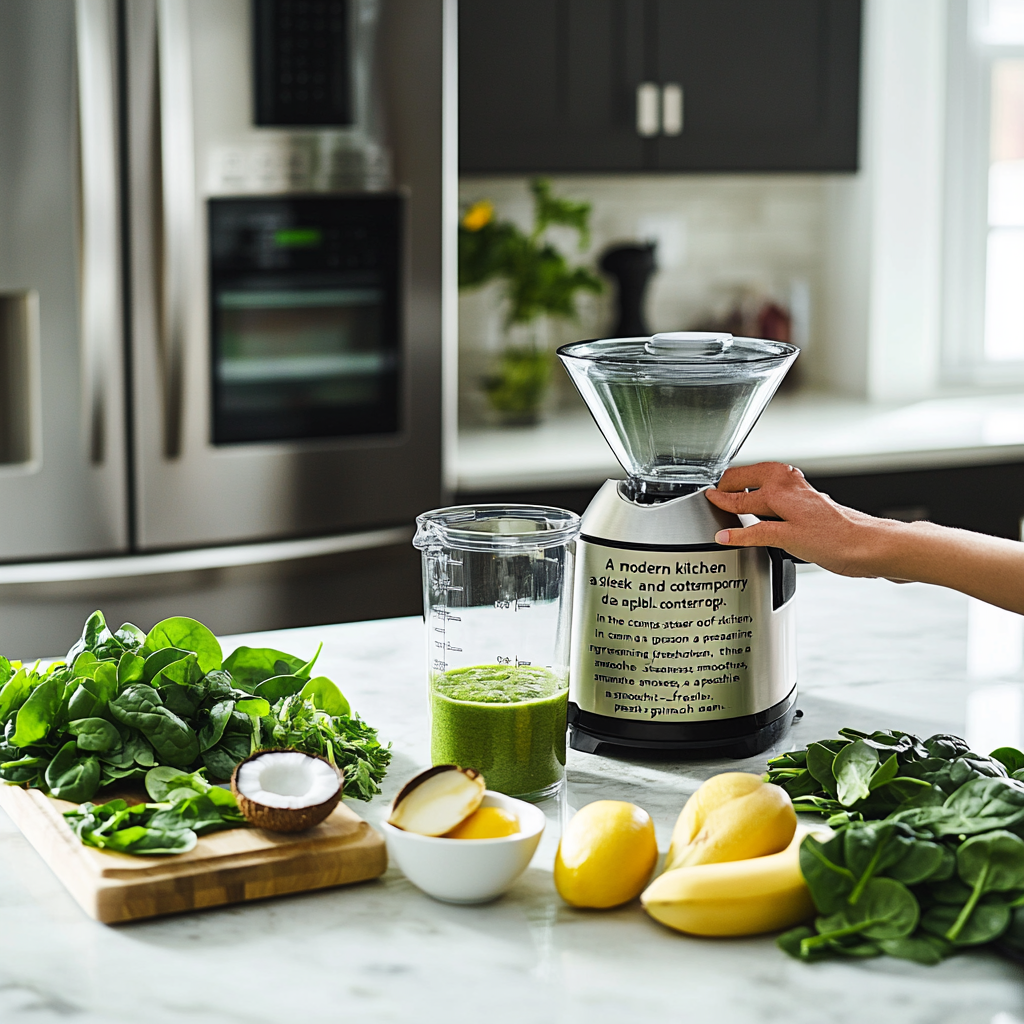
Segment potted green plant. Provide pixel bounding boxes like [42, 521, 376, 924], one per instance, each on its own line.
[459, 179, 603, 425]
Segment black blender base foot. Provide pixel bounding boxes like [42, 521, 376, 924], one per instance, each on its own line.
[567, 691, 798, 760]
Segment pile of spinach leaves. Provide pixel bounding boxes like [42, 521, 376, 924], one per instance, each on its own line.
[770, 727, 1024, 964]
[65, 766, 248, 855]
[0, 610, 390, 808]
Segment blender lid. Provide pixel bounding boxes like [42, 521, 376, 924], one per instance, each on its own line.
[558, 332, 797, 369]
[557, 332, 798, 496]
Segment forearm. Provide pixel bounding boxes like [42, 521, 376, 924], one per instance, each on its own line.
[869, 520, 1024, 615]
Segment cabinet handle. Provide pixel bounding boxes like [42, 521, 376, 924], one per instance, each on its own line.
[662, 83, 684, 136]
[636, 82, 660, 137]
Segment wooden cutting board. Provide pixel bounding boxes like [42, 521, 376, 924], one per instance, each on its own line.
[0, 784, 387, 924]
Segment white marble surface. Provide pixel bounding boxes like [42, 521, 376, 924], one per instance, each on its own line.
[456, 390, 1024, 491]
[2, 570, 1024, 1023]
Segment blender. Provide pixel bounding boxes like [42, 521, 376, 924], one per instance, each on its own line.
[413, 505, 580, 799]
[557, 332, 799, 758]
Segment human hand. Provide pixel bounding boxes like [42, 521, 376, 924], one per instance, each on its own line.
[704, 462, 901, 578]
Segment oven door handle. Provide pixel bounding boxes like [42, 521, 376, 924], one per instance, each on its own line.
[155, 0, 194, 459]
[76, 0, 121, 465]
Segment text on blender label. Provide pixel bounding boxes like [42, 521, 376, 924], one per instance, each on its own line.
[574, 545, 758, 720]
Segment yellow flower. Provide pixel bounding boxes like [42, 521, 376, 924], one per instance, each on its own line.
[462, 200, 494, 231]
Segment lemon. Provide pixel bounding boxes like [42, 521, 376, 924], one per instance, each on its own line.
[554, 800, 657, 908]
[444, 805, 519, 839]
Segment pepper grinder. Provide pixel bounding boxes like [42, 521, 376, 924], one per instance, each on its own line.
[600, 242, 658, 337]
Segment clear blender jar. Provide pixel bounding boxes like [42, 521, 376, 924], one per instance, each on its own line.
[558, 332, 797, 500]
[413, 505, 580, 799]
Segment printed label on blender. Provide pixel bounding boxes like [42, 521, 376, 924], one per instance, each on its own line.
[570, 541, 763, 721]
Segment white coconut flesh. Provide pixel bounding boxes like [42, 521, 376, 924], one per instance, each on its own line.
[236, 751, 340, 809]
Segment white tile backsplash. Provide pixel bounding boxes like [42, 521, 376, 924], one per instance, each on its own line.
[458, 174, 830, 425]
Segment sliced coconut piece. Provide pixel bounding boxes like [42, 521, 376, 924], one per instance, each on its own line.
[388, 765, 486, 836]
[231, 749, 342, 832]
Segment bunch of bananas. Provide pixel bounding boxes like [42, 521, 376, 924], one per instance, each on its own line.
[642, 772, 828, 936]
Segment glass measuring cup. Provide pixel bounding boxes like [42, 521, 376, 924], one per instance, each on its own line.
[413, 505, 580, 800]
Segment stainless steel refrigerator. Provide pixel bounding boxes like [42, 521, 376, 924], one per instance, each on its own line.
[0, 0, 451, 654]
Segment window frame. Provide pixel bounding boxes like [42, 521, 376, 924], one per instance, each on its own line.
[943, 0, 1024, 386]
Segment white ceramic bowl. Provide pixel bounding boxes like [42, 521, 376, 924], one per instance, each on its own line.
[382, 791, 545, 904]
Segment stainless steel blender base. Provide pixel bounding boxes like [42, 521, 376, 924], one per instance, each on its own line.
[567, 686, 798, 759]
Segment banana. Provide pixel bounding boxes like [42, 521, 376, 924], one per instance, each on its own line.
[642, 825, 830, 937]
[665, 776, 796, 871]
[666, 773, 763, 862]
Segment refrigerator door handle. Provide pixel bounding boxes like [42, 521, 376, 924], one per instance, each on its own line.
[75, 0, 121, 466]
[155, 0, 195, 459]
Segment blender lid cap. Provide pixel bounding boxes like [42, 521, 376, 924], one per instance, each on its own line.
[557, 332, 797, 366]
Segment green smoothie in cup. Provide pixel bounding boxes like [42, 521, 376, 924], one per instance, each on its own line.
[430, 664, 567, 799]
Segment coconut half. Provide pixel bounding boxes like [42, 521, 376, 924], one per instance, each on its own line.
[231, 749, 342, 832]
[388, 765, 486, 836]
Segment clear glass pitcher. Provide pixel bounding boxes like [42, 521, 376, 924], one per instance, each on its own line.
[558, 332, 797, 501]
[413, 505, 580, 800]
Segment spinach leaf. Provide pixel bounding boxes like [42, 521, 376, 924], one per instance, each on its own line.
[142, 647, 193, 683]
[114, 622, 146, 649]
[144, 617, 222, 674]
[767, 749, 807, 770]
[877, 934, 950, 964]
[294, 643, 323, 680]
[993, 747, 1024, 774]
[799, 831, 856, 913]
[108, 685, 200, 769]
[197, 700, 234, 752]
[11, 676, 63, 747]
[940, 830, 1024, 943]
[44, 741, 101, 802]
[298, 676, 349, 717]
[887, 839, 948, 886]
[235, 697, 270, 719]
[834, 739, 879, 807]
[802, 878, 919, 957]
[805, 743, 838, 797]
[116, 651, 145, 686]
[922, 897, 1011, 946]
[222, 647, 303, 690]
[65, 610, 112, 663]
[124, 730, 156, 766]
[68, 717, 120, 753]
[201, 712, 254, 779]
[869, 754, 900, 791]
[844, 822, 918, 901]
[943, 777, 1024, 834]
[153, 654, 204, 691]
[254, 674, 304, 702]
[775, 768, 821, 800]
[0, 656, 11, 688]
[0, 668, 31, 721]
[926, 734, 972, 760]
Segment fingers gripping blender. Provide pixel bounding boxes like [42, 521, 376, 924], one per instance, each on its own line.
[557, 332, 799, 758]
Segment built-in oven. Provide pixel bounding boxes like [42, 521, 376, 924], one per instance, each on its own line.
[209, 195, 401, 445]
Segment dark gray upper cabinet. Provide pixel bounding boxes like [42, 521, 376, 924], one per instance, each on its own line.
[459, 0, 862, 174]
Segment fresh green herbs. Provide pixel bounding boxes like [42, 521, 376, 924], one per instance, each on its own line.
[64, 766, 247, 855]
[773, 727, 1024, 964]
[0, 610, 390, 810]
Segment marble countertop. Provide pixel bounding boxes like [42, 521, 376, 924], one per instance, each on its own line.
[3, 569, 1024, 1023]
[456, 390, 1024, 492]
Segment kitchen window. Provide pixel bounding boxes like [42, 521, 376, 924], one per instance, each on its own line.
[945, 0, 1024, 384]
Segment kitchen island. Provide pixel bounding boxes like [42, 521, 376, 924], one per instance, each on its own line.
[1, 569, 1022, 1024]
